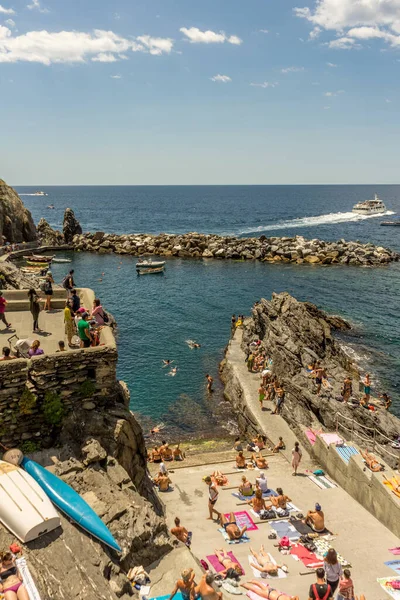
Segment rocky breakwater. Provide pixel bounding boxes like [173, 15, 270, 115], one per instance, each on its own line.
[72, 232, 399, 266]
[222, 292, 399, 466]
[0, 179, 37, 244]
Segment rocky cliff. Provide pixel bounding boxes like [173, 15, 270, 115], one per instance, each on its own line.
[0, 180, 37, 243]
[63, 208, 82, 243]
[239, 293, 399, 464]
[0, 260, 41, 289]
[37, 218, 64, 246]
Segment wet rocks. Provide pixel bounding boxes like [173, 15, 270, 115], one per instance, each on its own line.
[72, 231, 399, 267]
[63, 207, 82, 243]
[37, 217, 64, 246]
[0, 179, 37, 243]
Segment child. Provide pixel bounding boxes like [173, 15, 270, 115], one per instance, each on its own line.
[337, 569, 355, 600]
[57, 340, 66, 352]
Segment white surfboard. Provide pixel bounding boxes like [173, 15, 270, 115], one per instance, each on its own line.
[0, 460, 61, 542]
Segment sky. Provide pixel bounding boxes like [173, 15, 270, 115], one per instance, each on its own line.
[1, 0, 400, 185]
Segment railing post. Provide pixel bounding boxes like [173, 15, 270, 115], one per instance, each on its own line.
[351, 418, 354, 444]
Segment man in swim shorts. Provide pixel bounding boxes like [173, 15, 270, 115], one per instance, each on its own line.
[305, 503, 325, 533]
[219, 511, 247, 541]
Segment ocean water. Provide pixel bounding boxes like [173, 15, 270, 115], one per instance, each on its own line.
[16, 185, 400, 435]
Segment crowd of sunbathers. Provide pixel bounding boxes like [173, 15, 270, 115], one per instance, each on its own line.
[149, 441, 185, 492]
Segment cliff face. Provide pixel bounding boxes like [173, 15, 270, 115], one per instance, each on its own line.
[0, 179, 37, 243]
[241, 293, 399, 463]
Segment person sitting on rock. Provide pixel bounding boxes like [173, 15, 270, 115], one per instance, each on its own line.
[154, 471, 172, 492]
[304, 503, 325, 533]
[169, 568, 196, 600]
[173, 444, 185, 461]
[150, 447, 162, 462]
[361, 449, 384, 472]
[247, 489, 268, 513]
[253, 434, 267, 450]
[236, 451, 246, 469]
[265, 488, 291, 510]
[219, 511, 247, 541]
[195, 572, 222, 600]
[252, 453, 268, 469]
[158, 440, 169, 455]
[162, 444, 174, 461]
[341, 376, 353, 403]
[170, 517, 192, 547]
[239, 475, 254, 496]
[273, 437, 286, 453]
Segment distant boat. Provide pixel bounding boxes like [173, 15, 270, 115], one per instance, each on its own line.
[136, 259, 165, 274]
[0, 460, 60, 543]
[32, 191, 48, 196]
[47, 204, 55, 209]
[380, 216, 400, 226]
[52, 257, 72, 263]
[137, 266, 165, 275]
[21, 457, 121, 552]
[352, 194, 386, 214]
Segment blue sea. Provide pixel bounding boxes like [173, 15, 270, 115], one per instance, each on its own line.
[16, 185, 400, 436]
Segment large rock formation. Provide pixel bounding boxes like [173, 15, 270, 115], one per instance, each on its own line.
[37, 218, 64, 246]
[0, 261, 41, 290]
[63, 208, 82, 243]
[72, 232, 399, 267]
[238, 293, 399, 464]
[0, 179, 37, 243]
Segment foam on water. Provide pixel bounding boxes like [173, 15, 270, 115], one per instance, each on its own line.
[239, 210, 396, 234]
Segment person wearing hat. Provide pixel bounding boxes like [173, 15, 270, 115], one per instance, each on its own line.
[77, 312, 93, 348]
[305, 503, 325, 533]
[0, 291, 11, 330]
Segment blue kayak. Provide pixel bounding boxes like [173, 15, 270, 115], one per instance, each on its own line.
[21, 457, 121, 552]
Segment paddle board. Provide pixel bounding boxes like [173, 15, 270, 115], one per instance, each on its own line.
[0, 460, 61, 543]
[21, 457, 121, 552]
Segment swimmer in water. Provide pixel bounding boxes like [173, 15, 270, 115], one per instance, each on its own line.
[168, 367, 178, 377]
[186, 340, 201, 349]
[162, 359, 174, 368]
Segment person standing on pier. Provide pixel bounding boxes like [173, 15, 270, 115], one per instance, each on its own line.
[291, 441, 302, 476]
[204, 476, 219, 521]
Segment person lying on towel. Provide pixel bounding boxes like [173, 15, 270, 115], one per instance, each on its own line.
[220, 512, 248, 541]
[361, 449, 384, 472]
[304, 503, 325, 533]
[242, 580, 299, 600]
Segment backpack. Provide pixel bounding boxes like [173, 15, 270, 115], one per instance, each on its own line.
[312, 583, 332, 600]
[43, 280, 52, 293]
[62, 275, 69, 289]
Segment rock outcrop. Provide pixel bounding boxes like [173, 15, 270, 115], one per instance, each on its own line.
[236, 293, 399, 464]
[37, 218, 64, 246]
[0, 179, 37, 243]
[63, 208, 82, 243]
[72, 232, 399, 267]
[0, 261, 41, 290]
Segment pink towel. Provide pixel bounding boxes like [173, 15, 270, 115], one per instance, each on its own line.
[206, 552, 245, 575]
[305, 429, 317, 445]
[320, 433, 343, 446]
[390, 548, 400, 555]
[223, 511, 258, 532]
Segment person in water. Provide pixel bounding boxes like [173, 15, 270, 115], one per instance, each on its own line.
[249, 546, 287, 577]
[0, 551, 29, 600]
[305, 503, 325, 533]
[163, 359, 174, 367]
[219, 511, 247, 541]
[169, 568, 196, 600]
[206, 374, 213, 392]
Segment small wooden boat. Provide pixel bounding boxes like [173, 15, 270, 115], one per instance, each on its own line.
[23, 254, 53, 263]
[0, 460, 61, 543]
[22, 457, 121, 552]
[26, 260, 51, 267]
[137, 266, 165, 275]
[52, 257, 71, 263]
[380, 220, 400, 226]
[136, 259, 165, 270]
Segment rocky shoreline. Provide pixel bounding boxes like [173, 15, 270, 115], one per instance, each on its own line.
[71, 230, 399, 266]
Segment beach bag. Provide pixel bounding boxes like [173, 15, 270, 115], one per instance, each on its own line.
[279, 536, 290, 549]
[260, 509, 275, 520]
[276, 507, 289, 517]
[314, 469, 325, 476]
[390, 581, 400, 590]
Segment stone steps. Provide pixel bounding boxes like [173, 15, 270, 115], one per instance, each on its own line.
[5, 299, 66, 311]
[3, 289, 66, 300]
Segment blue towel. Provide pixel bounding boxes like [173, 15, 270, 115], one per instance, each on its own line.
[218, 528, 251, 544]
[232, 489, 278, 502]
[269, 520, 300, 541]
[336, 446, 359, 464]
[150, 593, 184, 600]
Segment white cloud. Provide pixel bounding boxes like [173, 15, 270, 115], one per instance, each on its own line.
[259, 29, 269, 34]
[324, 90, 344, 96]
[0, 4, 14, 13]
[180, 27, 242, 45]
[210, 74, 232, 83]
[309, 26, 321, 40]
[295, 0, 400, 49]
[386, 98, 392, 103]
[326, 61, 337, 67]
[110, 74, 121, 79]
[250, 81, 278, 88]
[0, 27, 174, 64]
[323, 105, 330, 109]
[27, 0, 48, 13]
[281, 66, 304, 73]
[114, 13, 120, 20]
[5, 18, 15, 27]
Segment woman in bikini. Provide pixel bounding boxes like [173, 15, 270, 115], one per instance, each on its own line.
[265, 488, 291, 510]
[239, 475, 254, 496]
[213, 549, 243, 578]
[361, 449, 383, 472]
[242, 580, 299, 600]
[249, 546, 287, 577]
[247, 489, 267, 513]
[252, 453, 268, 469]
[169, 568, 196, 600]
[0, 552, 29, 600]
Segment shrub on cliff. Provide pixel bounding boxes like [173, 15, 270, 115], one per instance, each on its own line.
[19, 389, 37, 415]
[43, 391, 64, 426]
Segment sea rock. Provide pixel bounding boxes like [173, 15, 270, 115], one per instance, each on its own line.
[63, 207, 82, 243]
[37, 218, 64, 246]
[0, 179, 37, 243]
[0, 261, 41, 290]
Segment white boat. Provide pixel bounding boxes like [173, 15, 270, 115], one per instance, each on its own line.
[137, 266, 165, 275]
[0, 460, 61, 542]
[52, 257, 72, 263]
[136, 259, 166, 270]
[352, 194, 386, 214]
[32, 191, 47, 196]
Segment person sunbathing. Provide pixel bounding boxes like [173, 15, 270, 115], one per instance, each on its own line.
[265, 487, 291, 509]
[195, 572, 222, 600]
[0, 551, 29, 600]
[361, 449, 383, 472]
[219, 511, 247, 541]
[242, 580, 299, 600]
[273, 437, 286, 453]
[170, 517, 191, 546]
[247, 489, 267, 513]
[214, 549, 244, 578]
[236, 451, 246, 469]
[162, 444, 174, 461]
[151, 447, 162, 462]
[169, 568, 196, 600]
[239, 475, 254, 496]
[173, 444, 184, 461]
[154, 472, 172, 492]
[249, 546, 287, 577]
[253, 435, 266, 450]
[212, 471, 228, 486]
[304, 503, 325, 533]
[252, 453, 268, 469]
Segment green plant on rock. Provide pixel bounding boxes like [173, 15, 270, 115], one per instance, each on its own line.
[21, 440, 40, 454]
[79, 380, 96, 399]
[19, 389, 37, 415]
[42, 391, 64, 426]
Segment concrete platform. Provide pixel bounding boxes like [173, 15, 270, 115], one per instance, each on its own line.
[156, 453, 399, 599]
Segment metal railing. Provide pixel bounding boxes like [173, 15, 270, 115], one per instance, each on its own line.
[335, 411, 399, 462]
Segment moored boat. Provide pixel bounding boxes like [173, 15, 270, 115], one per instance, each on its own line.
[0, 460, 61, 543]
[136, 259, 166, 270]
[26, 260, 51, 267]
[352, 194, 386, 214]
[137, 266, 165, 275]
[52, 257, 72, 263]
[23, 254, 53, 263]
[380, 218, 400, 226]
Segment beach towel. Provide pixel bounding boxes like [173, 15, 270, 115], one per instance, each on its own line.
[385, 561, 400, 575]
[232, 490, 277, 502]
[308, 474, 337, 490]
[377, 577, 400, 599]
[16, 557, 42, 600]
[390, 549, 400, 556]
[224, 511, 258, 532]
[247, 554, 287, 579]
[150, 593, 184, 600]
[290, 519, 314, 535]
[336, 446, 359, 464]
[218, 528, 251, 544]
[269, 520, 300, 541]
[320, 433, 344, 446]
[290, 545, 324, 568]
[313, 539, 350, 566]
[247, 591, 265, 600]
[305, 429, 317, 445]
[206, 552, 245, 575]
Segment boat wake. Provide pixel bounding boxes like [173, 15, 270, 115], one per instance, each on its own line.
[19, 193, 45, 196]
[239, 210, 396, 234]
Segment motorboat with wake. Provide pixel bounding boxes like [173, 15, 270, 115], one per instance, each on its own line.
[352, 194, 386, 214]
[381, 217, 400, 226]
[136, 258, 165, 274]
